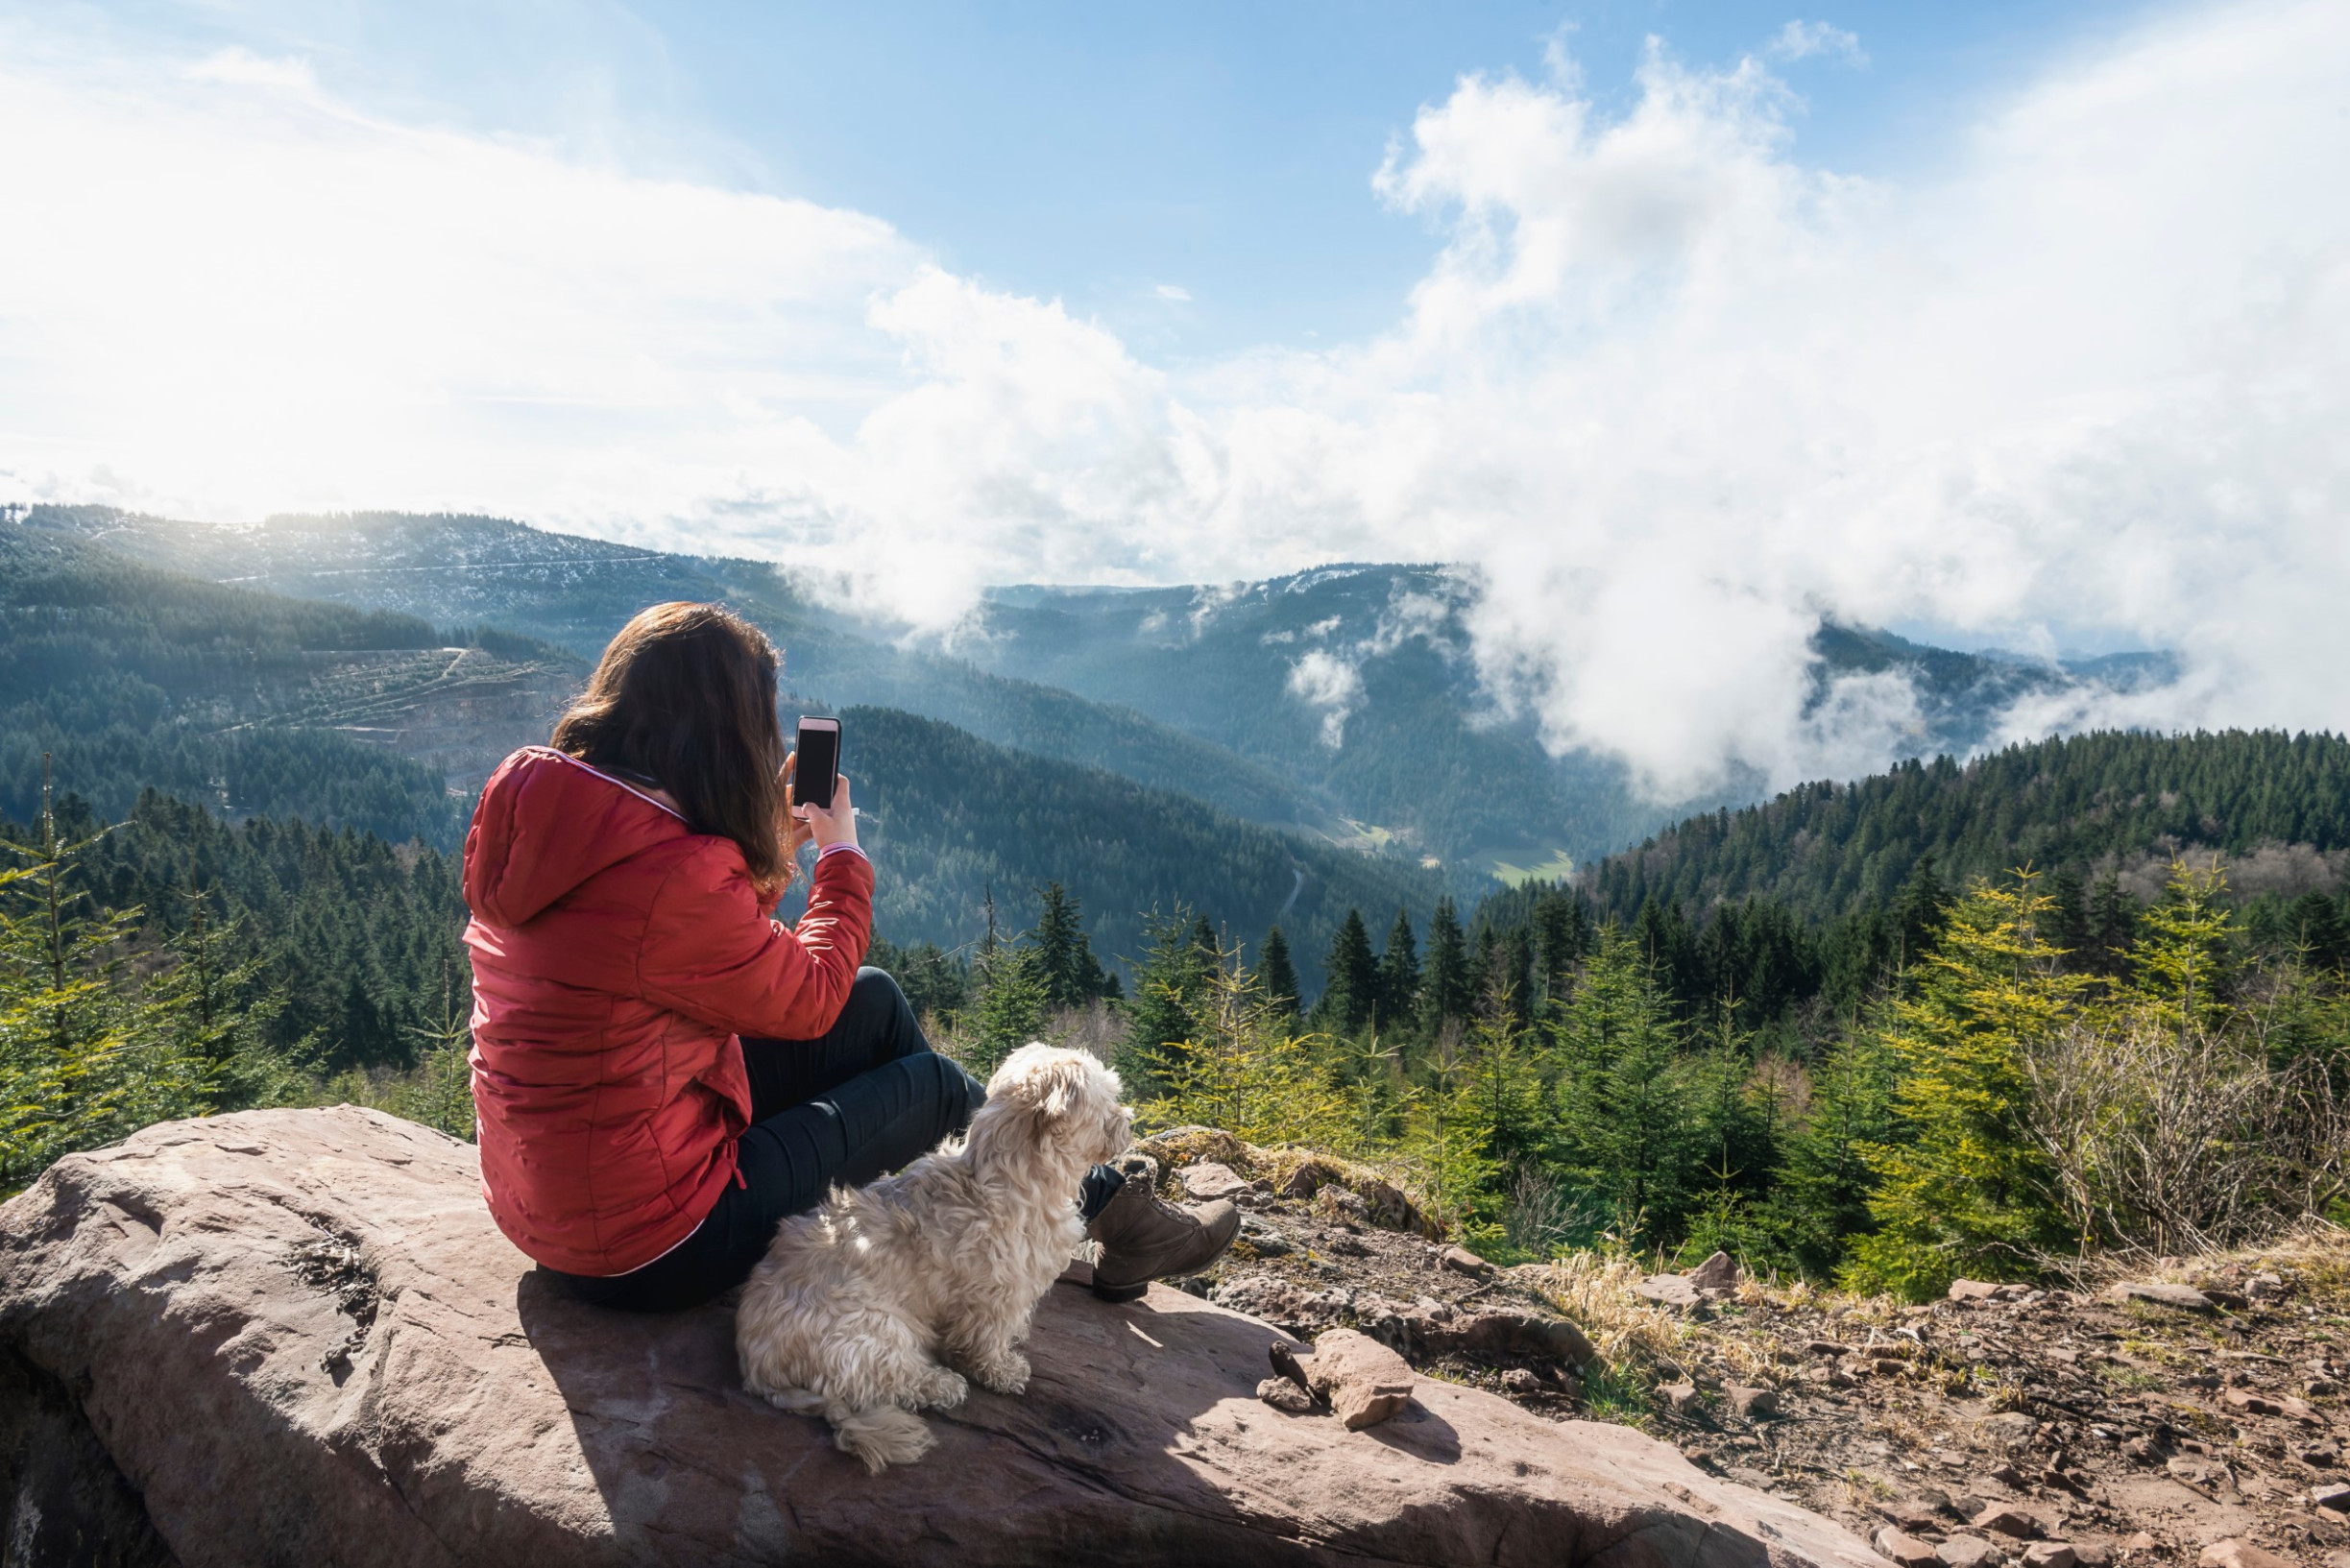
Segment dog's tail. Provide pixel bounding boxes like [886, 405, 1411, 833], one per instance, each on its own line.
[830, 1404, 934, 1474]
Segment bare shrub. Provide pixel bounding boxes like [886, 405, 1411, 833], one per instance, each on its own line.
[2023, 1005, 2350, 1257]
[1501, 1168, 1602, 1260]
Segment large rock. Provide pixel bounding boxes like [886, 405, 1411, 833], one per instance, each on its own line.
[0, 1108, 1890, 1568]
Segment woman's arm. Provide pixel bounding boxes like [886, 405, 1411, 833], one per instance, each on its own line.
[637, 837, 875, 1041]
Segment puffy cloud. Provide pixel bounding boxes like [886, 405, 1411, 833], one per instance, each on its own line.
[2, 1, 2346, 804]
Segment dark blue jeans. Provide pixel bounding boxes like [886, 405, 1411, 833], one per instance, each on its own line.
[549, 968, 1121, 1313]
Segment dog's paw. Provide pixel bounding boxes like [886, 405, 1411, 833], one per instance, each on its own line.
[969, 1350, 1030, 1396]
[913, 1367, 969, 1411]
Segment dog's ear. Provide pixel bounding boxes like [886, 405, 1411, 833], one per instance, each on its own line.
[990, 1044, 1093, 1122]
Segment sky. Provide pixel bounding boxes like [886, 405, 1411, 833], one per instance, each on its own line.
[1, 0, 2345, 798]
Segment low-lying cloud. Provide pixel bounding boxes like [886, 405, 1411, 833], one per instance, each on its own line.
[1, 1, 2344, 801]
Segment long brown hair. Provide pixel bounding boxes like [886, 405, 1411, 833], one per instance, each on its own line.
[552, 602, 792, 893]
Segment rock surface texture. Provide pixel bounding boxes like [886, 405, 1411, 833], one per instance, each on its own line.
[0, 1108, 1889, 1568]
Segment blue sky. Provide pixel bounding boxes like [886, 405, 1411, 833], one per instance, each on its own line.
[4, 0, 2345, 793]
[71, 0, 2155, 356]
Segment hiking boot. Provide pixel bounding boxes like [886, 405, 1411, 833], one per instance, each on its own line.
[1086, 1162, 1241, 1304]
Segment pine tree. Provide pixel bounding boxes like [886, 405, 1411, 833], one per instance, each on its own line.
[1189, 914, 1220, 964]
[1121, 908, 1216, 1092]
[1135, 954, 1348, 1152]
[0, 760, 212, 1194]
[1532, 887, 1587, 1004]
[1375, 908, 1419, 1029]
[1401, 1025, 1502, 1242]
[1257, 926, 1301, 1020]
[1842, 874, 2082, 1298]
[961, 883, 1052, 1076]
[1315, 909, 1379, 1035]
[1420, 897, 1471, 1030]
[1892, 855, 1953, 967]
[1030, 881, 1107, 1008]
[966, 942, 1052, 1077]
[1466, 966, 1548, 1170]
[1771, 1019, 1902, 1275]
[1547, 928, 1697, 1249]
[2125, 861, 2233, 1039]
[2083, 873, 2140, 978]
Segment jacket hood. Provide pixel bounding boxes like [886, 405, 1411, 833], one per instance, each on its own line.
[464, 748, 694, 927]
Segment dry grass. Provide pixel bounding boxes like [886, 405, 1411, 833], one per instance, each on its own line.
[1516, 1252, 1691, 1375]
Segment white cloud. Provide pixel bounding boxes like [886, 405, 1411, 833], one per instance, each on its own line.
[1154, 282, 1193, 302]
[1766, 21, 1867, 66]
[2, 1, 2347, 806]
[1285, 649, 1365, 747]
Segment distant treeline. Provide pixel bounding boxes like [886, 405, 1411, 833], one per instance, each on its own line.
[1585, 729, 2350, 922]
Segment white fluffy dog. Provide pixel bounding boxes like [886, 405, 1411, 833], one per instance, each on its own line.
[736, 1042, 1132, 1472]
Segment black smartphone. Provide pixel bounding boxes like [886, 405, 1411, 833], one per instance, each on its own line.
[792, 715, 840, 809]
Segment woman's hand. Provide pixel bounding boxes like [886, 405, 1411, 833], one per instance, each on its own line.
[789, 763, 858, 852]
[777, 754, 817, 857]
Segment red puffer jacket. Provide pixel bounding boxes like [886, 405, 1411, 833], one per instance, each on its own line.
[462, 746, 873, 1275]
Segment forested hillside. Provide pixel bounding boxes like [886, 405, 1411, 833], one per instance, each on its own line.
[0, 521, 580, 844]
[831, 706, 1447, 988]
[1585, 729, 2350, 922]
[21, 507, 1317, 831]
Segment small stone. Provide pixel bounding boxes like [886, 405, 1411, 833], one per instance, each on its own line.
[2071, 1547, 2111, 1568]
[2023, 1546, 2077, 1568]
[1256, 1376, 1319, 1414]
[1180, 1161, 1253, 1201]
[1873, 1357, 1911, 1378]
[2122, 1533, 2157, 1556]
[1974, 1507, 2044, 1539]
[1659, 1381, 1701, 1413]
[1950, 1279, 2005, 1301]
[2197, 1541, 2294, 1568]
[2305, 1440, 2342, 1466]
[1938, 1535, 1999, 1568]
[1438, 1244, 1493, 1278]
[1500, 1368, 1542, 1395]
[1635, 1274, 1704, 1310]
[1950, 1495, 1989, 1521]
[1979, 1411, 2040, 1451]
[1807, 1339, 1852, 1356]
[1277, 1163, 1330, 1199]
[1990, 1464, 2026, 1488]
[1881, 1498, 1944, 1533]
[1877, 1528, 1943, 1567]
[1237, 1216, 1293, 1256]
[1726, 1385, 1779, 1420]
[2108, 1281, 2216, 1314]
[1304, 1328, 1416, 1431]
[2314, 1483, 2350, 1511]
[2223, 1390, 2284, 1416]
[1685, 1250, 1740, 1292]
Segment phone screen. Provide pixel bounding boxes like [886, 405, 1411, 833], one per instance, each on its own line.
[792, 718, 840, 809]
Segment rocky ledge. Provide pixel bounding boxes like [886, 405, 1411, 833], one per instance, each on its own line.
[0, 1107, 1887, 1568]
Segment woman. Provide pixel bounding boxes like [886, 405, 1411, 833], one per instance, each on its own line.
[463, 601, 1237, 1313]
